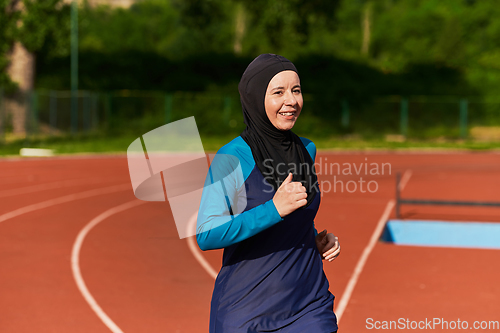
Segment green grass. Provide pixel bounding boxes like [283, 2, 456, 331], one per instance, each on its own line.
[1, 134, 500, 157]
[311, 137, 500, 151]
[0, 134, 137, 156]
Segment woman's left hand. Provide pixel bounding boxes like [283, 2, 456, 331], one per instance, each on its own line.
[315, 230, 340, 262]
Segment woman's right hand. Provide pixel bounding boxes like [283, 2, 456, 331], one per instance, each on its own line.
[272, 173, 308, 217]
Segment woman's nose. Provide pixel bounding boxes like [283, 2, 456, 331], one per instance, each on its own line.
[284, 91, 297, 106]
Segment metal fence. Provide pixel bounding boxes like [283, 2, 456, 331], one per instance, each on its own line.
[1, 90, 500, 142]
[336, 95, 500, 140]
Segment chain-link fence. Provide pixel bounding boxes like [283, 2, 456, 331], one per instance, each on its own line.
[1, 90, 500, 142]
[337, 96, 500, 141]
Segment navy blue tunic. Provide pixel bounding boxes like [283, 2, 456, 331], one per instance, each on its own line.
[197, 136, 337, 333]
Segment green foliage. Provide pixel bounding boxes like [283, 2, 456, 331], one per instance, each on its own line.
[366, 0, 500, 94]
[78, 0, 234, 58]
[1, 0, 499, 97]
[0, 0, 69, 92]
[18, 0, 70, 55]
[16, 0, 500, 140]
[79, 0, 179, 55]
[37, 51, 254, 91]
[48, 0, 499, 95]
[237, 0, 340, 56]
[0, 0, 19, 91]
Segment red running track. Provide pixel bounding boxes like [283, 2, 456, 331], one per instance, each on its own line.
[0, 152, 499, 332]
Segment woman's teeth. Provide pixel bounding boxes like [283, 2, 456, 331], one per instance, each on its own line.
[279, 112, 294, 116]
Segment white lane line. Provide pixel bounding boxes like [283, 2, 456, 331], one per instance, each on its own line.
[335, 199, 395, 322]
[399, 169, 413, 191]
[71, 199, 147, 333]
[186, 211, 218, 279]
[0, 184, 131, 224]
[0, 178, 117, 199]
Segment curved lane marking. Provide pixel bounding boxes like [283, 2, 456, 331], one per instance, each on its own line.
[0, 183, 133, 332]
[71, 200, 147, 333]
[0, 184, 131, 224]
[0, 178, 120, 199]
[186, 211, 218, 279]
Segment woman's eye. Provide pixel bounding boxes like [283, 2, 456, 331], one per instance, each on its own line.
[274, 91, 283, 95]
[293, 89, 301, 94]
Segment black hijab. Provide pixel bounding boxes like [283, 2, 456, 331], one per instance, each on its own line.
[239, 54, 318, 207]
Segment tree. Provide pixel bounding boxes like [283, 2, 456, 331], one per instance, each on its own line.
[0, 0, 18, 91]
[1, 0, 69, 136]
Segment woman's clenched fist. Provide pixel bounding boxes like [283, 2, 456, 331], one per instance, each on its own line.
[272, 173, 308, 217]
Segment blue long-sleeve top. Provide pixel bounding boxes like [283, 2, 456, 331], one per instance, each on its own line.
[196, 136, 318, 250]
[196, 136, 337, 333]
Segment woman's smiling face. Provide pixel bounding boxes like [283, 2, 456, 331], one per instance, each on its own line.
[264, 70, 303, 131]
